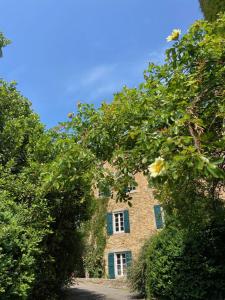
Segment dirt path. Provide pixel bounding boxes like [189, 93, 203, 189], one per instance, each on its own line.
[63, 280, 144, 300]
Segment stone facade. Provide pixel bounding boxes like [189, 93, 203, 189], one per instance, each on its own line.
[103, 172, 162, 278]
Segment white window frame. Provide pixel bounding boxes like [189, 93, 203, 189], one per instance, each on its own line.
[113, 211, 125, 233]
[114, 252, 127, 277]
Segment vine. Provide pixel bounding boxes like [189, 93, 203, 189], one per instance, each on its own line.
[83, 196, 109, 278]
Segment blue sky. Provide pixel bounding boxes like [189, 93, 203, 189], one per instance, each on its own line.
[0, 0, 202, 128]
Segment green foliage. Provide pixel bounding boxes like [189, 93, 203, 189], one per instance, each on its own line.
[0, 32, 10, 57]
[145, 223, 225, 300]
[1, 11, 225, 300]
[83, 197, 108, 278]
[31, 139, 96, 299]
[199, 0, 225, 21]
[0, 81, 44, 171]
[0, 81, 50, 299]
[127, 240, 151, 298]
[0, 80, 96, 299]
[66, 15, 225, 205]
[129, 217, 225, 300]
[0, 190, 50, 299]
[65, 15, 225, 297]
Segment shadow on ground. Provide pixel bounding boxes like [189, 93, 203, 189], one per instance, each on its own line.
[63, 287, 106, 300]
[130, 296, 144, 299]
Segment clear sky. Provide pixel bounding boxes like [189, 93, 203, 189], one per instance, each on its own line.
[0, 0, 202, 128]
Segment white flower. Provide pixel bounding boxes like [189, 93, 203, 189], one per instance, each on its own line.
[148, 157, 166, 177]
[166, 29, 181, 42]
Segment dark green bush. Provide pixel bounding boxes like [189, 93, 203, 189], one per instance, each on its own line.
[0, 79, 95, 299]
[127, 239, 151, 298]
[150, 226, 225, 299]
[131, 223, 225, 300]
[199, 0, 225, 21]
[0, 192, 50, 299]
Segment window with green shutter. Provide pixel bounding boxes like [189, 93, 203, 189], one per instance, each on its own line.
[154, 204, 164, 229]
[109, 210, 130, 234]
[124, 210, 130, 233]
[125, 251, 132, 268]
[108, 253, 115, 279]
[113, 212, 125, 233]
[106, 213, 113, 235]
[113, 251, 132, 277]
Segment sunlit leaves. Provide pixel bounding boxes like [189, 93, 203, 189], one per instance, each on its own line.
[64, 15, 225, 207]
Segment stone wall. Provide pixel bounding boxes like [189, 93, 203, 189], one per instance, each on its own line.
[103, 172, 159, 277]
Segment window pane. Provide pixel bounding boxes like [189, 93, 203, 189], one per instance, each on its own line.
[122, 254, 127, 275]
[120, 214, 124, 231]
[116, 254, 122, 276]
[113, 212, 125, 232]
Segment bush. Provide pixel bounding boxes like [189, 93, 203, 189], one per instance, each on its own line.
[129, 222, 225, 300]
[127, 239, 151, 298]
[0, 79, 95, 299]
[0, 192, 50, 299]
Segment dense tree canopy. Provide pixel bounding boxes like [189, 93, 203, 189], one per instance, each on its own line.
[66, 15, 225, 212]
[199, 0, 225, 21]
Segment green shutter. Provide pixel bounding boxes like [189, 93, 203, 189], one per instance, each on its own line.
[108, 253, 115, 279]
[124, 210, 130, 233]
[125, 251, 132, 268]
[106, 213, 113, 235]
[154, 205, 163, 229]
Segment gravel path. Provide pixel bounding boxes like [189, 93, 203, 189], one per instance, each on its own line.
[63, 281, 144, 300]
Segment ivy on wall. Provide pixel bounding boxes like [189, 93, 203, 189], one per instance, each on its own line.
[83, 197, 109, 278]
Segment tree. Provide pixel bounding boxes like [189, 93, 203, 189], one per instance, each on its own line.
[199, 0, 225, 21]
[66, 15, 225, 212]
[0, 32, 10, 57]
[0, 38, 96, 299]
[0, 80, 51, 299]
[65, 15, 225, 297]
[0, 80, 97, 300]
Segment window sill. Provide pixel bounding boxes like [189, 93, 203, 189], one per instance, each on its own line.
[113, 231, 125, 234]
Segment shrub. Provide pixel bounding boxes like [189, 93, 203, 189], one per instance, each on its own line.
[0, 79, 95, 299]
[127, 239, 151, 298]
[0, 192, 50, 299]
[144, 224, 225, 300]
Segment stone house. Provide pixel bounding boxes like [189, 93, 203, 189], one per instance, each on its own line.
[100, 172, 164, 279]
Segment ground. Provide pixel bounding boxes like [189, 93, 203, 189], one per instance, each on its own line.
[63, 279, 144, 300]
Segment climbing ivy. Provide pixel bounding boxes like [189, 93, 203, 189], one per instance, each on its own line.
[83, 197, 108, 278]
